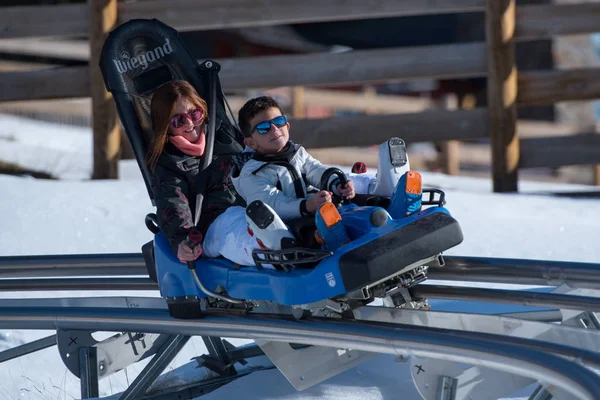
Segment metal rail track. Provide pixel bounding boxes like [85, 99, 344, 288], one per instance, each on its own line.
[2, 254, 600, 314]
[2, 254, 600, 290]
[0, 277, 156, 291]
[411, 285, 600, 312]
[431, 256, 600, 289]
[2, 277, 600, 317]
[4, 296, 600, 369]
[0, 302, 599, 400]
[3, 253, 600, 399]
[0, 253, 146, 278]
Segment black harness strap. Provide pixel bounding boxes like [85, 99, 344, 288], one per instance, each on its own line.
[252, 161, 305, 199]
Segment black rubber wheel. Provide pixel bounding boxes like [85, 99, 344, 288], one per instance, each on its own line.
[167, 298, 203, 319]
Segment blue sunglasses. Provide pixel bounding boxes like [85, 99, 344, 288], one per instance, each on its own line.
[251, 115, 288, 135]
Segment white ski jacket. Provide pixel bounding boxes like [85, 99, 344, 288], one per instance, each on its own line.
[231, 143, 338, 220]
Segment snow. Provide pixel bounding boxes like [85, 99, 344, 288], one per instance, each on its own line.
[1, 114, 599, 399]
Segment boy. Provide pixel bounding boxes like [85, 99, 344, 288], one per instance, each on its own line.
[232, 96, 414, 223]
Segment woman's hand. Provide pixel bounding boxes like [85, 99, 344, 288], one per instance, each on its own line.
[177, 240, 203, 262]
[306, 190, 332, 213]
[337, 180, 355, 199]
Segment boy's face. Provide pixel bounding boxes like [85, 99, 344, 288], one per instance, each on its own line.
[244, 107, 290, 154]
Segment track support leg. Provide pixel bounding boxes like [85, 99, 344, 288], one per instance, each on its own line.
[79, 347, 99, 399]
[528, 386, 553, 400]
[119, 335, 190, 400]
[437, 376, 457, 400]
[201, 336, 237, 376]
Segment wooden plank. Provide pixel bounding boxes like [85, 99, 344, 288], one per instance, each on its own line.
[302, 88, 434, 114]
[120, 1, 600, 39]
[520, 134, 600, 169]
[486, 0, 519, 193]
[0, 67, 89, 102]
[518, 68, 600, 106]
[0, 60, 57, 72]
[90, 0, 120, 180]
[119, 0, 486, 32]
[516, 3, 600, 41]
[0, 99, 91, 118]
[0, 98, 91, 127]
[0, 38, 89, 61]
[1, 2, 599, 42]
[518, 119, 586, 138]
[219, 43, 487, 90]
[222, 90, 434, 116]
[0, 4, 88, 39]
[0, 43, 485, 103]
[5, 53, 599, 117]
[289, 108, 488, 149]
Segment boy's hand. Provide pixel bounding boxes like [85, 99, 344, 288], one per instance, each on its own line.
[306, 190, 332, 213]
[337, 180, 355, 199]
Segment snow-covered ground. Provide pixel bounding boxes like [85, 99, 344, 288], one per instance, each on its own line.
[1, 114, 600, 399]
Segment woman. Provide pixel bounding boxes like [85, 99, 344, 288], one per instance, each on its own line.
[148, 80, 243, 262]
[148, 80, 293, 266]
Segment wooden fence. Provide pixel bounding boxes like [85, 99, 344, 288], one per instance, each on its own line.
[1, 0, 600, 190]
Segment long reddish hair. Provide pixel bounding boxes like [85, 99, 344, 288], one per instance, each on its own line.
[147, 80, 208, 170]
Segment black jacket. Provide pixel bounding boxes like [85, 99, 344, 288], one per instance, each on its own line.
[150, 121, 244, 254]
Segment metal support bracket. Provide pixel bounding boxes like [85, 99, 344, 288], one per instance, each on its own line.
[57, 329, 170, 379]
[409, 284, 600, 400]
[256, 340, 375, 391]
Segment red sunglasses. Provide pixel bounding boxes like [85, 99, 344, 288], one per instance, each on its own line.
[170, 108, 204, 129]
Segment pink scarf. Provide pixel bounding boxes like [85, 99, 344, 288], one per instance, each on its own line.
[168, 127, 206, 157]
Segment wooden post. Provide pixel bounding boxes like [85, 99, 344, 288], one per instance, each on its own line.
[433, 94, 460, 176]
[89, 0, 120, 179]
[120, 131, 135, 160]
[292, 86, 305, 118]
[363, 85, 377, 115]
[486, 0, 519, 192]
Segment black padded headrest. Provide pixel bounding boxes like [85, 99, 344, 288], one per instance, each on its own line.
[99, 19, 242, 202]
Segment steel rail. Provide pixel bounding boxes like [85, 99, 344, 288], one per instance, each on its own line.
[431, 256, 600, 289]
[412, 285, 600, 312]
[2, 253, 600, 290]
[3, 297, 598, 368]
[0, 253, 146, 278]
[4, 296, 595, 367]
[0, 277, 157, 291]
[3, 277, 600, 318]
[0, 305, 599, 399]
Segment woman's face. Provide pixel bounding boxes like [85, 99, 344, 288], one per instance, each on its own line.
[169, 97, 205, 143]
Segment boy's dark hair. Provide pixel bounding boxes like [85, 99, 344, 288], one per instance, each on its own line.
[238, 96, 283, 137]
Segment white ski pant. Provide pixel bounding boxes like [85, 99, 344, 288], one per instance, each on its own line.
[202, 172, 379, 267]
[203, 206, 259, 267]
[346, 172, 377, 196]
